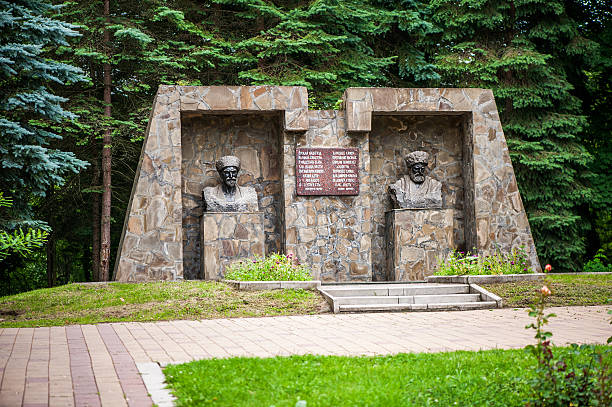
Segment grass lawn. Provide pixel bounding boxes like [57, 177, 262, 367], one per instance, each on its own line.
[483, 274, 612, 308]
[163, 347, 611, 407]
[0, 282, 329, 327]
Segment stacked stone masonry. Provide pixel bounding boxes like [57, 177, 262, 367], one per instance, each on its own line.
[201, 212, 265, 280]
[114, 86, 541, 282]
[385, 209, 456, 281]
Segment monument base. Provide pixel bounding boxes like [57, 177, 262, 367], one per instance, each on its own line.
[201, 212, 265, 280]
[385, 209, 456, 281]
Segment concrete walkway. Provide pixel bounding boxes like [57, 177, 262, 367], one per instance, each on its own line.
[0, 306, 610, 406]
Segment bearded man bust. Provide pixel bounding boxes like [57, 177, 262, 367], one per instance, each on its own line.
[388, 150, 442, 209]
[203, 155, 259, 212]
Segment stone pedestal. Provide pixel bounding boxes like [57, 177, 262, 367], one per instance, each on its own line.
[385, 209, 456, 281]
[201, 212, 265, 280]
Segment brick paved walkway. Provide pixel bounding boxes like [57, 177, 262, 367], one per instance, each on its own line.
[0, 306, 610, 406]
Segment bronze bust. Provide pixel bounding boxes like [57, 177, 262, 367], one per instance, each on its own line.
[389, 150, 442, 209]
[203, 155, 259, 212]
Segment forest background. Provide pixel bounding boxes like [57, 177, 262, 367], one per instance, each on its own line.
[1, 0, 610, 295]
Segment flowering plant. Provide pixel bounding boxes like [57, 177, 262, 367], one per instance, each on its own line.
[524, 273, 611, 406]
[224, 253, 312, 281]
[434, 245, 531, 275]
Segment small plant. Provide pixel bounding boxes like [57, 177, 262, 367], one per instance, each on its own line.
[0, 193, 48, 261]
[524, 266, 611, 406]
[583, 250, 612, 273]
[435, 246, 531, 275]
[224, 253, 312, 281]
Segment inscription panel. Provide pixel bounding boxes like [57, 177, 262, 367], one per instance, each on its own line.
[296, 147, 359, 195]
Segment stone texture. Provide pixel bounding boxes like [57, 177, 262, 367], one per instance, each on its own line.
[283, 110, 372, 282]
[385, 209, 456, 281]
[201, 212, 265, 280]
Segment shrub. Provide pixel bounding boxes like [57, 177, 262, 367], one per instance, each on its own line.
[524, 282, 611, 406]
[435, 246, 531, 276]
[224, 253, 312, 281]
[583, 250, 612, 273]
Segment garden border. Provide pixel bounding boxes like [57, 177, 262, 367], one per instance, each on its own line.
[223, 280, 321, 291]
[426, 273, 546, 284]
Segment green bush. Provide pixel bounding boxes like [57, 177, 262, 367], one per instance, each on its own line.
[435, 247, 531, 276]
[583, 250, 612, 273]
[224, 253, 312, 281]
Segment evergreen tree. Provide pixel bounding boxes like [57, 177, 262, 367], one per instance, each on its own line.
[427, 0, 597, 272]
[0, 0, 88, 228]
[204, 0, 434, 107]
[566, 0, 612, 261]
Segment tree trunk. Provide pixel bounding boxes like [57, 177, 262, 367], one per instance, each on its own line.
[46, 231, 56, 288]
[92, 160, 101, 281]
[100, 0, 112, 281]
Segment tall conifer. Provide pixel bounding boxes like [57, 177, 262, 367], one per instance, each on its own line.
[427, 0, 597, 271]
[0, 0, 87, 228]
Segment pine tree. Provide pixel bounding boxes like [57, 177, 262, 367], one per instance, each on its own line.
[427, 0, 598, 272]
[206, 0, 433, 107]
[0, 0, 88, 228]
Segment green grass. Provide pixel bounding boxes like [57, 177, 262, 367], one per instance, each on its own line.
[484, 274, 612, 307]
[0, 282, 328, 327]
[163, 347, 610, 407]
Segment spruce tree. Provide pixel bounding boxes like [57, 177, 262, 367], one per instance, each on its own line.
[0, 0, 87, 228]
[427, 0, 597, 272]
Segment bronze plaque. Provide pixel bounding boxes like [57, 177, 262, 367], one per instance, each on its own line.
[296, 148, 359, 195]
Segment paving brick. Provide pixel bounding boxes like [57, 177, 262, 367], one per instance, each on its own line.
[65, 326, 100, 407]
[97, 325, 152, 407]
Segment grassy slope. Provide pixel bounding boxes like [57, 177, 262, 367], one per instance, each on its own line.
[0, 282, 328, 327]
[484, 274, 612, 308]
[1, 274, 609, 327]
[163, 347, 611, 407]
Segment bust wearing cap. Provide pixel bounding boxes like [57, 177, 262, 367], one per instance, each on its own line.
[203, 155, 259, 212]
[388, 150, 442, 209]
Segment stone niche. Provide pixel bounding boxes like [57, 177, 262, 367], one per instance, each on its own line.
[201, 212, 265, 280]
[113, 86, 541, 283]
[181, 112, 282, 279]
[369, 114, 476, 281]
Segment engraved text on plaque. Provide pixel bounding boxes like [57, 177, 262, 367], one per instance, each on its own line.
[296, 148, 359, 195]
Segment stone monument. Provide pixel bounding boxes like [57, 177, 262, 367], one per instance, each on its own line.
[201, 155, 264, 280]
[386, 150, 454, 281]
[113, 86, 541, 283]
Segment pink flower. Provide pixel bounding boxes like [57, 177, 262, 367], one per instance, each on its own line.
[544, 264, 552, 272]
[540, 285, 551, 296]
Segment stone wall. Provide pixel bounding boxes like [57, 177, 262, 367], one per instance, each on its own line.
[201, 212, 265, 280]
[369, 114, 471, 280]
[282, 110, 372, 282]
[114, 86, 541, 283]
[385, 209, 457, 281]
[181, 113, 282, 279]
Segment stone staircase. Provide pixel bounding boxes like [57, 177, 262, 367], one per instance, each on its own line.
[318, 282, 502, 314]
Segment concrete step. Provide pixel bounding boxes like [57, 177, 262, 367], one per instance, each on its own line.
[338, 301, 498, 313]
[333, 294, 481, 306]
[320, 284, 469, 297]
[414, 294, 480, 304]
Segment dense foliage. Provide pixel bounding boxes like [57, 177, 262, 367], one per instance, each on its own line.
[1, 0, 610, 292]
